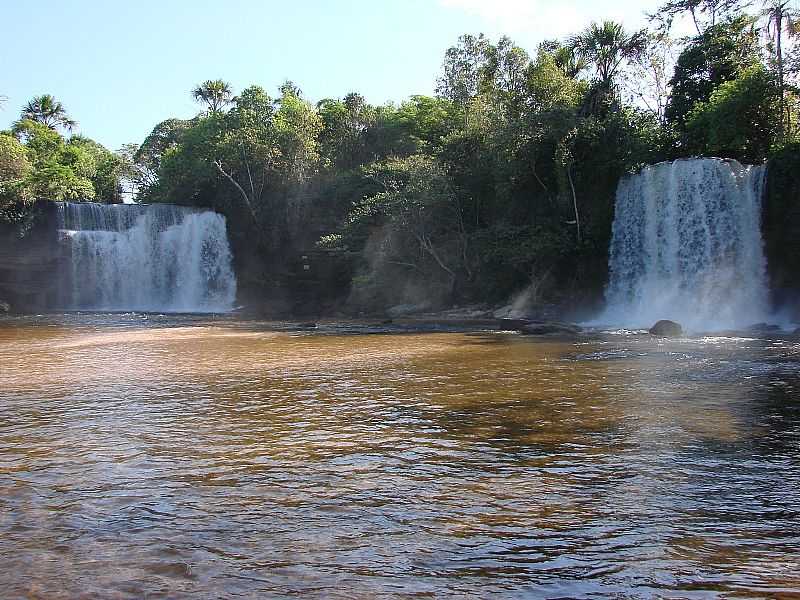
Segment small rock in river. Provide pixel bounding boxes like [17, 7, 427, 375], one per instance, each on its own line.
[649, 320, 683, 337]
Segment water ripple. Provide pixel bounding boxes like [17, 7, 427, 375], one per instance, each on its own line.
[1, 316, 800, 598]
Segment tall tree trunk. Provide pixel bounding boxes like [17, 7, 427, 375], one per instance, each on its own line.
[213, 160, 258, 222]
[776, 9, 789, 136]
[567, 165, 582, 244]
[690, 7, 702, 35]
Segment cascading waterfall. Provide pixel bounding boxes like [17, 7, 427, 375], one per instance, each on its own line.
[57, 202, 237, 313]
[602, 158, 769, 331]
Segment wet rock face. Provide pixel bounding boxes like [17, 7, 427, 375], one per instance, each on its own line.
[649, 320, 683, 337]
[0, 201, 64, 312]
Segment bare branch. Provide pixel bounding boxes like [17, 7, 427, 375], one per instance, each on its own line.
[213, 159, 258, 222]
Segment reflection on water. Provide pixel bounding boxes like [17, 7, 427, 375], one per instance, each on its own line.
[1, 314, 800, 598]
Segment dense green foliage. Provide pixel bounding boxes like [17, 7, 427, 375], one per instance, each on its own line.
[665, 16, 761, 127]
[0, 107, 124, 222]
[3, 1, 800, 314]
[685, 64, 783, 159]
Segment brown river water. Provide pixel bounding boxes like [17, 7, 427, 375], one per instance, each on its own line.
[1, 314, 800, 599]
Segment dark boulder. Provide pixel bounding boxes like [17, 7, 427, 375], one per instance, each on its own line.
[649, 320, 683, 337]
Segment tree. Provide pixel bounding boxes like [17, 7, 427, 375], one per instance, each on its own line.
[11, 119, 63, 163]
[555, 128, 582, 243]
[15, 121, 96, 201]
[394, 95, 461, 152]
[436, 34, 491, 126]
[654, 0, 747, 34]
[26, 163, 95, 201]
[191, 79, 233, 114]
[0, 134, 30, 184]
[336, 155, 471, 298]
[10, 118, 121, 203]
[0, 134, 33, 218]
[665, 15, 760, 127]
[19, 94, 77, 131]
[159, 83, 322, 228]
[527, 47, 588, 111]
[482, 36, 532, 115]
[539, 41, 590, 80]
[571, 21, 648, 91]
[206, 85, 276, 220]
[132, 118, 191, 198]
[278, 80, 303, 98]
[318, 93, 376, 170]
[0, 137, 32, 222]
[622, 30, 677, 123]
[685, 64, 782, 160]
[271, 85, 323, 184]
[761, 0, 799, 135]
[68, 135, 124, 201]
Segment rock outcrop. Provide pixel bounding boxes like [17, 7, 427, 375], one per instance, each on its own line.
[0, 201, 64, 312]
[649, 320, 683, 337]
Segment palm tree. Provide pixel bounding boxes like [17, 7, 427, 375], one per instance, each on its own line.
[191, 79, 233, 114]
[20, 94, 77, 131]
[571, 21, 648, 90]
[762, 0, 798, 134]
[553, 45, 589, 79]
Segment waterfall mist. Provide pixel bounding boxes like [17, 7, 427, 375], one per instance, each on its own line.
[600, 158, 769, 331]
[57, 203, 237, 313]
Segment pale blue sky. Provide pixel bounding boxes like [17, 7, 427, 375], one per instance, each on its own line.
[1, 0, 662, 150]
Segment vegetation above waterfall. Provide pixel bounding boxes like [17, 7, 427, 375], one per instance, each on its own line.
[2, 0, 800, 314]
[0, 96, 126, 224]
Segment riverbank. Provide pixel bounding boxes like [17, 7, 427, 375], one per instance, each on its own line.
[3, 309, 800, 344]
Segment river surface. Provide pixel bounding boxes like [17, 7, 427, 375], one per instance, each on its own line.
[1, 314, 800, 599]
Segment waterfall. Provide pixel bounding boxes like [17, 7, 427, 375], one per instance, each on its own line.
[57, 202, 237, 313]
[602, 158, 768, 331]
